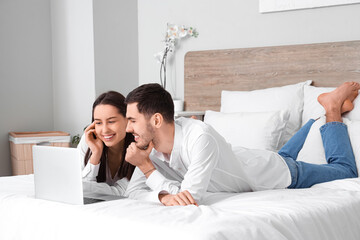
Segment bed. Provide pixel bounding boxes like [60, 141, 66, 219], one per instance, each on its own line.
[1, 40, 360, 240]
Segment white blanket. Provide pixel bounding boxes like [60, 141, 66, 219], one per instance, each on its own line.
[1, 175, 360, 240]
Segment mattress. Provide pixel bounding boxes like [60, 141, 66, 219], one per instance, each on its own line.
[1, 175, 360, 240]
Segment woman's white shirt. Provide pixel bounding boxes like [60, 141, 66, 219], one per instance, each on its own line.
[78, 134, 100, 181]
[77, 134, 129, 196]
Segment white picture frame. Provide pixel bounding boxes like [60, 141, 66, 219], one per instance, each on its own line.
[259, 0, 360, 13]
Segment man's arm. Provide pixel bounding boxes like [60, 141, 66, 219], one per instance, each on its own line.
[153, 133, 220, 205]
[126, 169, 197, 206]
[125, 142, 185, 203]
[178, 133, 219, 202]
[125, 135, 219, 205]
[125, 167, 172, 202]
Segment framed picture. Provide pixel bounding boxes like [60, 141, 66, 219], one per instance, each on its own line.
[259, 0, 360, 13]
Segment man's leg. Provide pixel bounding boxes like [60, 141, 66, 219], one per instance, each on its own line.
[278, 83, 357, 160]
[285, 82, 360, 188]
[286, 123, 357, 188]
[320, 122, 357, 175]
[278, 119, 315, 160]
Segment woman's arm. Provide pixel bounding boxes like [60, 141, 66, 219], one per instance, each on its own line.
[83, 178, 129, 196]
[78, 133, 100, 181]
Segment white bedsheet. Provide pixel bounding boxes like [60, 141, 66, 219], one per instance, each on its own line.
[1, 175, 360, 240]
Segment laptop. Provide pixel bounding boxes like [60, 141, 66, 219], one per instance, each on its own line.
[32, 145, 124, 205]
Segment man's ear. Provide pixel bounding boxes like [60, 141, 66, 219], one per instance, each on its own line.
[152, 113, 163, 128]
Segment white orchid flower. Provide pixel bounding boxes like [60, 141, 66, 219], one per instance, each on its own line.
[179, 26, 188, 38]
[155, 23, 199, 88]
[167, 24, 179, 39]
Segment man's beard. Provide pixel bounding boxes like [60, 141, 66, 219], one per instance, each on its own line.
[135, 123, 155, 150]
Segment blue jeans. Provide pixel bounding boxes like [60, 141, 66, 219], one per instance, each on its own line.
[278, 119, 358, 188]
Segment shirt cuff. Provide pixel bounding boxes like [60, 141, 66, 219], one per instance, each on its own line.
[82, 162, 100, 180]
[149, 190, 163, 203]
[146, 170, 167, 191]
[145, 170, 180, 195]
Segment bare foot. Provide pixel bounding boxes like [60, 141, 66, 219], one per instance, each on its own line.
[341, 99, 354, 114]
[317, 82, 360, 121]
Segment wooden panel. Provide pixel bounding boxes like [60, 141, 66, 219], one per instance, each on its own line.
[184, 41, 360, 111]
[52, 142, 70, 148]
[11, 159, 26, 175]
[9, 131, 70, 138]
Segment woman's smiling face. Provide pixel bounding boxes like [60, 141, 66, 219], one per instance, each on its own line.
[93, 104, 127, 147]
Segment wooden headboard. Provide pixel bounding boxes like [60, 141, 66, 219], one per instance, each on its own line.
[184, 40, 360, 111]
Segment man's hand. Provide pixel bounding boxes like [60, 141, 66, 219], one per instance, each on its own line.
[159, 190, 198, 206]
[125, 141, 155, 177]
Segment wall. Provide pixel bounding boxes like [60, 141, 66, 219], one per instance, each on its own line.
[51, 0, 96, 138]
[138, 0, 360, 100]
[0, 0, 53, 176]
[0, 0, 138, 176]
[93, 0, 139, 97]
[51, 0, 139, 136]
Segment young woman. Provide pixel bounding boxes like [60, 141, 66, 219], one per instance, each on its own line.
[78, 91, 135, 195]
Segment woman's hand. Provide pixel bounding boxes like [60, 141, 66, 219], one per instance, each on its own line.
[84, 121, 103, 165]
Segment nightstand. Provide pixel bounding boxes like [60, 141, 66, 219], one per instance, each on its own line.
[174, 111, 205, 121]
[9, 131, 70, 175]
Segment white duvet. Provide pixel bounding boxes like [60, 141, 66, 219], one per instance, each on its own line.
[1, 175, 360, 240]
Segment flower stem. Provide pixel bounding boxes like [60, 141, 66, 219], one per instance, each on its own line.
[160, 47, 169, 89]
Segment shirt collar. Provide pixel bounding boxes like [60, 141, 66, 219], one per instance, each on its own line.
[151, 121, 182, 164]
[169, 121, 182, 165]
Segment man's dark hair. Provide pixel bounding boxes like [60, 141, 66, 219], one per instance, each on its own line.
[125, 83, 174, 123]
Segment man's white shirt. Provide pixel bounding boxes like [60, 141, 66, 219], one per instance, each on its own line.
[125, 118, 291, 203]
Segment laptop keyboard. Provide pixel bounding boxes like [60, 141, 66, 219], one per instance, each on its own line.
[83, 197, 105, 204]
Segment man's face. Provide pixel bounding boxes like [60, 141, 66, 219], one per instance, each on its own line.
[126, 103, 155, 149]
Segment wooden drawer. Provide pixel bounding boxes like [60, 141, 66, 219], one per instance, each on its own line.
[9, 131, 70, 175]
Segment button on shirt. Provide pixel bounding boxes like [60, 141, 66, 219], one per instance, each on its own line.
[125, 118, 291, 203]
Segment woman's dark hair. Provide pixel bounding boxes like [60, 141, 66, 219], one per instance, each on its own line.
[84, 91, 135, 181]
[125, 83, 174, 123]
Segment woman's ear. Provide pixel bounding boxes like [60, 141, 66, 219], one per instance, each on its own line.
[153, 113, 163, 128]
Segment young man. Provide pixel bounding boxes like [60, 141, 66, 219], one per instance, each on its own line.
[124, 82, 359, 206]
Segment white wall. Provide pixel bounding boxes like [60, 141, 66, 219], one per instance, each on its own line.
[51, 0, 96, 137]
[51, 0, 139, 135]
[138, 0, 360, 100]
[0, 0, 53, 176]
[93, 0, 139, 97]
[0, 0, 138, 177]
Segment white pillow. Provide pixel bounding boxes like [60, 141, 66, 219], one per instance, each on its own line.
[302, 85, 360, 125]
[297, 117, 360, 176]
[204, 110, 289, 151]
[221, 80, 312, 147]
